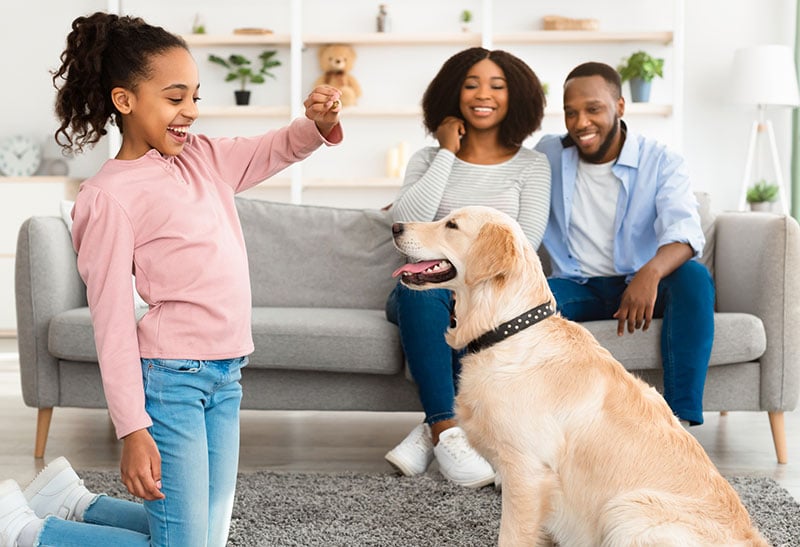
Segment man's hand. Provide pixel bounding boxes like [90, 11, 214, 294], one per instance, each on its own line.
[612, 242, 694, 336]
[120, 428, 165, 501]
[613, 268, 659, 335]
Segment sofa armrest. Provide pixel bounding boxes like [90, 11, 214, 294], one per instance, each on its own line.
[15, 217, 87, 408]
[714, 211, 800, 410]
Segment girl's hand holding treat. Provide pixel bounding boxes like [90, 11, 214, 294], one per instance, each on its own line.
[305, 85, 342, 138]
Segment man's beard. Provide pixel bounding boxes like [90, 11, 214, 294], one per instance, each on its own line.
[578, 116, 619, 163]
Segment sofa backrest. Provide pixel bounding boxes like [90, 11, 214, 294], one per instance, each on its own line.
[236, 198, 404, 309]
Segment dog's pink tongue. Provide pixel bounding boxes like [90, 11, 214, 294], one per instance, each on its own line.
[392, 260, 441, 278]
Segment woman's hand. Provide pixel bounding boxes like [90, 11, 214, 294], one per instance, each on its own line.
[304, 85, 342, 138]
[435, 116, 465, 154]
[120, 428, 165, 501]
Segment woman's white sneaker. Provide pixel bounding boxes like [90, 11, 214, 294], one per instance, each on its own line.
[23, 457, 95, 522]
[0, 479, 42, 547]
[433, 427, 495, 488]
[385, 423, 434, 476]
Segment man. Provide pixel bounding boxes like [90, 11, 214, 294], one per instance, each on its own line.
[535, 62, 714, 425]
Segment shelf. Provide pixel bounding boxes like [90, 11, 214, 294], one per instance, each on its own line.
[494, 30, 673, 45]
[304, 177, 402, 188]
[341, 106, 422, 118]
[303, 33, 482, 46]
[244, 177, 402, 190]
[181, 33, 291, 46]
[300, 30, 672, 47]
[198, 103, 672, 119]
[545, 103, 673, 117]
[200, 105, 292, 118]
[0, 176, 81, 184]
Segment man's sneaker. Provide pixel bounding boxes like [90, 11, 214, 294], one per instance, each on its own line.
[23, 457, 95, 522]
[385, 423, 434, 476]
[434, 426, 495, 488]
[0, 479, 42, 547]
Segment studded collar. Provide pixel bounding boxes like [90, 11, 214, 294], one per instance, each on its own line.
[466, 302, 555, 354]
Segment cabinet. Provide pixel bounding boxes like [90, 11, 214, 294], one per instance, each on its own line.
[102, 0, 682, 209]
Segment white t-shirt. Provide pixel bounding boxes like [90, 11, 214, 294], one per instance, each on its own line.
[568, 159, 621, 277]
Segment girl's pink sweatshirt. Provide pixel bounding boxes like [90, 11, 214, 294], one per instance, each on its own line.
[71, 117, 342, 439]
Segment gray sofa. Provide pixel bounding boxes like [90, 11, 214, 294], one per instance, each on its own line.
[15, 197, 800, 463]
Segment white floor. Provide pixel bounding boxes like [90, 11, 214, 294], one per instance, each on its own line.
[1, 337, 798, 503]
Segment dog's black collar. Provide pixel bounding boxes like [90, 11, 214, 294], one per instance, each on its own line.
[466, 302, 555, 354]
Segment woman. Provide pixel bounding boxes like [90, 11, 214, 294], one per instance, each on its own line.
[385, 47, 551, 488]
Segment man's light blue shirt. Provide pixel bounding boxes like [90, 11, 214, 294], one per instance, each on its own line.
[535, 123, 705, 282]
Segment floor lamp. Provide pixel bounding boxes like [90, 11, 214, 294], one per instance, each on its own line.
[730, 45, 800, 212]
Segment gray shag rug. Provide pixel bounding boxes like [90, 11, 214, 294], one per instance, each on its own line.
[80, 471, 800, 546]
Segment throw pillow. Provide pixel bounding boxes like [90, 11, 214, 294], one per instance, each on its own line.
[60, 200, 148, 309]
[694, 191, 716, 278]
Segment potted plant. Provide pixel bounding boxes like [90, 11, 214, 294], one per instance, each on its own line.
[746, 179, 780, 212]
[460, 9, 473, 32]
[617, 50, 664, 103]
[208, 50, 281, 105]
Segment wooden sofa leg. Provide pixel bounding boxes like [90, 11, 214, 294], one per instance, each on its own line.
[768, 411, 788, 464]
[34, 408, 53, 459]
[719, 411, 728, 416]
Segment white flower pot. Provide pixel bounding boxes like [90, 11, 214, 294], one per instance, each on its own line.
[749, 201, 775, 212]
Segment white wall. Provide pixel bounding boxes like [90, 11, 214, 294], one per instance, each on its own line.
[1, 0, 797, 212]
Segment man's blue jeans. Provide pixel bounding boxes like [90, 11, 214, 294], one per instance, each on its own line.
[548, 261, 714, 424]
[386, 282, 460, 425]
[35, 356, 246, 547]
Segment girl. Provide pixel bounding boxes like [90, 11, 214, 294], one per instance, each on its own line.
[384, 47, 550, 488]
[0, 11, 341, 547]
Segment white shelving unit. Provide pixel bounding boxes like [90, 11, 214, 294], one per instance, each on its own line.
[103, 0, 684, 205]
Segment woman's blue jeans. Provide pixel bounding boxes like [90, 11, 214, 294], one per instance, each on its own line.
[386, 282, 461, 425]
[548, 261, 714, 425]
[35, 356, 247, 547]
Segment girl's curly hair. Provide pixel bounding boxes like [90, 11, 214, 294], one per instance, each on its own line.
[52, 12, 187, 153]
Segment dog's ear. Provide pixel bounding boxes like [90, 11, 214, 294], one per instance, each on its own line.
[465, 223, 519, 286]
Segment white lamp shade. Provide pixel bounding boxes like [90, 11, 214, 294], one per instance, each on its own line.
[730, 45, 800, 107]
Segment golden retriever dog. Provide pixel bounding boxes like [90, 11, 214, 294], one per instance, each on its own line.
[391, 206, 767, 547]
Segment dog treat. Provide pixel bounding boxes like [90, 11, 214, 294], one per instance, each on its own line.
[332, 100, 341, 110]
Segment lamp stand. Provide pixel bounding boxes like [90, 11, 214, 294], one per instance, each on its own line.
[739, 106, 790, 213]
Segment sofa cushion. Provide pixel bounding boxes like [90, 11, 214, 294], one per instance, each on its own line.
[48, 307, 405, 376]
[249, 307, 403, 375]
[583, 312, 765, 370]
[236, 198, 404, 310]
[49, 307, 763, 376]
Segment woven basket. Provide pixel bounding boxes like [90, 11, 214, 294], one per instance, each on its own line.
[541, 15, 599, 31]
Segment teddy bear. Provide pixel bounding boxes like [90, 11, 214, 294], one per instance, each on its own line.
[314, 43, 362, 107]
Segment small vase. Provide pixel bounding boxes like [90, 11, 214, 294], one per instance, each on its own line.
[234, 90, 251, 106]
[629, 78, 652, 103]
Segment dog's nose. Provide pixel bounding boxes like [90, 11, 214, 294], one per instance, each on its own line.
[392, 223, 404, 236]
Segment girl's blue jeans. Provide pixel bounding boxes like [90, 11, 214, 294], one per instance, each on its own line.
[386, 282, 461, 425]
[548, 261, 714, 425]
[35, 356, 247, 547]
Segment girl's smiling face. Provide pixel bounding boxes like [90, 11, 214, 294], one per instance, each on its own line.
[114, 47, 201, 160]
[459, 58, 509, 131]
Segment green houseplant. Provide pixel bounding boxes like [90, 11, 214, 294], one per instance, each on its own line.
[208, 50, 281, 105]
[746, 179, 780, 211]
[617, 50, 664, 103]
[460, 9, 473, 31]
